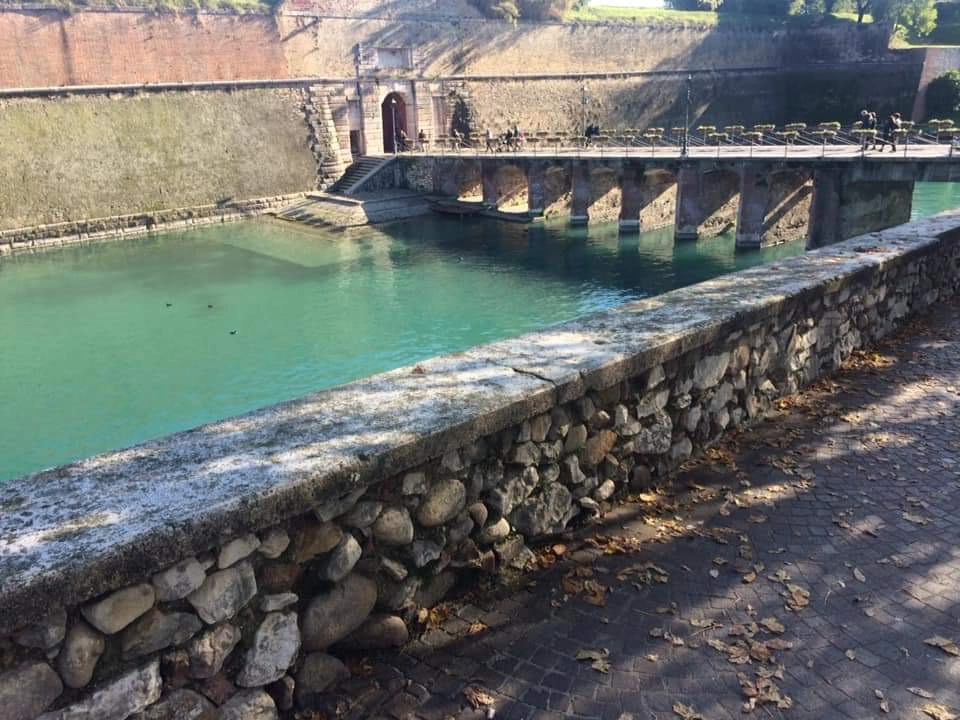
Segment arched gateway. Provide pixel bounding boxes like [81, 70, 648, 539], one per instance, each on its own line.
[381, 93, 408, 153]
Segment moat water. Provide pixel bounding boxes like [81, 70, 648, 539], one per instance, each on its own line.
[1, 183, 958, 482]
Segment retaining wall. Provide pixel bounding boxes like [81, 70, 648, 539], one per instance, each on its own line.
[0, 89, 318, 232]
[1, 211, 959, 718]
[0, 11, 287, 88]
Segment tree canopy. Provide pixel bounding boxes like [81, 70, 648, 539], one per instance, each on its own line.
[926, 70, 960, 119]
[470, 0, 580, 21]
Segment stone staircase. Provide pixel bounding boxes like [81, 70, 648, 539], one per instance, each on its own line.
[272, 190, 433, 229]
[327, 156, 393, 195]
[302, 86, 349, 190]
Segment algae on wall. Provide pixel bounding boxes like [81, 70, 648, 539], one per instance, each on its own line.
[0, 89, 317, 231]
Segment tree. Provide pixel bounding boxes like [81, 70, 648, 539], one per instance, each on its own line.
[667, 0, 724, 9]
[469, 0, 573, 20]
[469, 0, 520, 21]
[926, 70, 960, 118]
[720, 0, 792, 15]
[873, 0, 938, 34]
[895, 0, 938, 34]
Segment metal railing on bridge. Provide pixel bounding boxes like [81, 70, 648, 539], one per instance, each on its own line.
[399, 120, 959, 161]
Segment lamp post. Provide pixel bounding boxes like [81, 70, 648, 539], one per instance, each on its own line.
[390, 97, 398, 155]
[681, 74, 692, 158]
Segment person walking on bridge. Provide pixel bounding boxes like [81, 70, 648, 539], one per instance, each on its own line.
[882, 112, 902, 153]
[858, 110, 878, 150]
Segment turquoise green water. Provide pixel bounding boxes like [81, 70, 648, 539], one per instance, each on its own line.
[1, 183, 957, 482]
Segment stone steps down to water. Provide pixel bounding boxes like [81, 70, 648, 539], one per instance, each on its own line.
[327, 156, 394, 196]
[1, 212, 959, 719]
[272, 190, 433, 229]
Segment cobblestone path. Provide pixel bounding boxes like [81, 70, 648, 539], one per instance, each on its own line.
[323, 300, 960, 720]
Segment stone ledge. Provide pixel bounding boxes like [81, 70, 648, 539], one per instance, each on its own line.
[0, 210, 958, 634]
[0, 195, 304, 255]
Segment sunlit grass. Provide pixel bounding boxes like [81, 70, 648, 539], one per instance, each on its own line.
[568, 5, 873, 28]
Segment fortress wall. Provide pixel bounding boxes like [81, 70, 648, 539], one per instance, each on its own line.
[0, 89, 317, 231]
[277, 15, 790, 78]
[0, 3, 927, 233]
[0, 11, 287, 88]
[0, 6, 911, 89]
[456, 71, 785, 135]
[911, 46, 960, 120]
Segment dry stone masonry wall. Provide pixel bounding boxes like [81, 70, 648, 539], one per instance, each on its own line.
[1, 214, 959, 719]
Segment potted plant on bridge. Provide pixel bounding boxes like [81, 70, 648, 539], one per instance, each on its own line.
[743, 130, 764, 157]
[697, 125, 717, 145]
[811, 128, 838, 157]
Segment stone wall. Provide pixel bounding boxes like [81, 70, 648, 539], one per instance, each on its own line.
[0, 7, 924, 130]
[0, 195, 301, 255]
[0, 88, 319, 232]
[2, 211, 959, 719]
[0, 10, 288, 89]
[911, 46, 960, 121]
[0, 4, 909, 90]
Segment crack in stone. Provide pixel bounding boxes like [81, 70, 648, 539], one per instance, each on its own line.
[511, 366, 558, 387]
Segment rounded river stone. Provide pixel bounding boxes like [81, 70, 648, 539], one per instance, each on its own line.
[416, 479, 466, 528]
[301, 573, 377, 650]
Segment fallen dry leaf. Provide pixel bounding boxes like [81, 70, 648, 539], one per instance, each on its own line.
[575, 648, 609, 662]
[926, 636, 960, 657]
[853, 567, 866, 583]
[903, 512, 930, 525]
[784, 584, 811, 611]
[673, 702, 704, 720]
[463, 686, 496, 709]
[923, 703, 958, 720]
[845, 649, 857, 661]
[467, 622, 488, 636]
[760, 617, 785, 634]
[910, 687, 936, 699]
[575, 647, 611, 673]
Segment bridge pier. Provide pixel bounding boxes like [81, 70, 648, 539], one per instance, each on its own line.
[735, 166, 812, 250]
[808, 166, 915, 250]
[481, 160, 498, 208]
[570, 161, 590, 226]
[433, 158, 458, 197]
[527, 161, 546, 220]
[674, 165, 739, 242]
[619, 165, 644, 231]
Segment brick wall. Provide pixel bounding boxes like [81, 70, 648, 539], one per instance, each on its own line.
[0, 11, 287, 88]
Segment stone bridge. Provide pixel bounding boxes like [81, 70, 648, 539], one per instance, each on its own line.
[390, 145, 960, 249]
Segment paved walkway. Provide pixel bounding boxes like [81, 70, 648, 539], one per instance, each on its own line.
[326, 300, 960, 720]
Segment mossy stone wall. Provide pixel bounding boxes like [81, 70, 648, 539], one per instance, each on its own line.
[0, 89, 316, 231]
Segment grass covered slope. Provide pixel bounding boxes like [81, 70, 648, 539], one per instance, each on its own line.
[567, 4, 874, 27]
